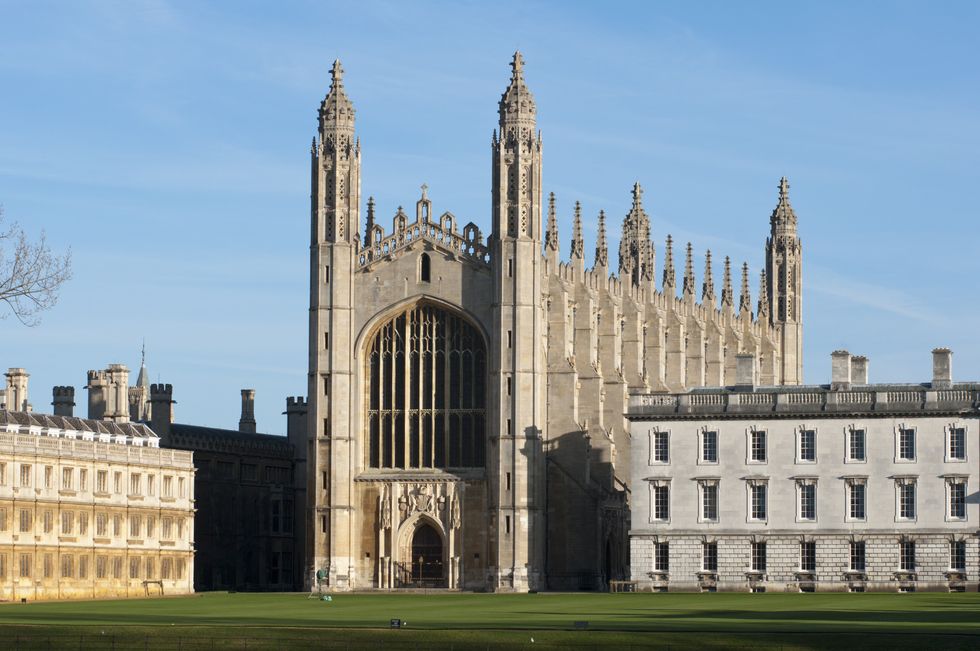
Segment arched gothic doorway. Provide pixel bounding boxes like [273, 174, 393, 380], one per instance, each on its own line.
[411, 523, 444, 585]
[366, 302, 487, 470]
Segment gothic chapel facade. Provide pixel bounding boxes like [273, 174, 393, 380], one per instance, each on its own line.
[307, 54, 803, 591]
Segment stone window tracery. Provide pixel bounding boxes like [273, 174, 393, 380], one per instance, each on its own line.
[367, 304, 486, 469]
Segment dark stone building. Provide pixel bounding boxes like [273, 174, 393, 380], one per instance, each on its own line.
[149, 384, 307, 591]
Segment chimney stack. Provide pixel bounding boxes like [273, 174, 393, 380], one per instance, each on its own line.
[239, 389, 257, 433]
[831, 350, 851, 390]
[735, 353, 756, 388]
[4, 368, 30, 412]
[850, 356, 868, 385]
[52, 386, 75, 417]
[932, 348, 953, 389]
[149, 384, 174, 440]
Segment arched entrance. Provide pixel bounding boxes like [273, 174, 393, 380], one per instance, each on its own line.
[411, 523, 444, 585]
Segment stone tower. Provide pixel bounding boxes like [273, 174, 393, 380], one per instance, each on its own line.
[766, 177, 803, 384]
[308, 59, 361, 589]
[488, 51, 547, 591]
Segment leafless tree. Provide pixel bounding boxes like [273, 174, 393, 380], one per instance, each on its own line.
[0, 206, 72, 326]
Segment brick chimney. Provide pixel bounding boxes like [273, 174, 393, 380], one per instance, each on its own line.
[831, 350, 851, 390]
[52, 386, 75, 417]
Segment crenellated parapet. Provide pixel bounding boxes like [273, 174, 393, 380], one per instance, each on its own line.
[357, 187, 489, 268]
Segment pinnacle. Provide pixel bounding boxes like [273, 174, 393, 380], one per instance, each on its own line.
[779, 176, 790, 199]
[632, 182, 643, 208]
[511, 51, 525, 81]
[331, 59, 344, 87]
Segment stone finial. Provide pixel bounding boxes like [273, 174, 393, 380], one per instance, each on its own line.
[831, 350, 852, 390]
[594, 210, 608, 269]
[757, 268, 770, 320]
[738, 262, 752, 314]
[499, 51, 536, 126]
[662, 235, 675, 293]
[331, 59, 344, 86]
[721, 256, 733, 309]
[702, 249, 715, 304]
[932, 347, 953, 388]
[770, 175, 798, 231]
[682, 243, 695, 297]
[320, 58, 356, 132]
[570, 201, 584, 260]
[5, 368, 30, 412]
[364, 196, 376, 246]
[545, 192, 560, 253]
[619, 182, 654, 287]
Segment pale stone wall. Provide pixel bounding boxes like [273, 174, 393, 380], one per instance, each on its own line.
[310, 55, 804, 592]
[0, 428, 195, 601]
[629, 382, 980, 592]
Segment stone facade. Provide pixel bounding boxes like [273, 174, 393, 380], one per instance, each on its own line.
[149, 385, 307, 592]
[308, 54, 804, 592]
[629, 350, 980, 592]
[0, 395, 195, 600]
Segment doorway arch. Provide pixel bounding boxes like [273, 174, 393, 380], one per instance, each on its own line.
[396, 516, 448, 588]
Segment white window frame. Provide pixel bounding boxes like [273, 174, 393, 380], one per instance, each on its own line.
[849, 540, 866, 572]
[750, 540, 767, 572]
[949, 539, 967, 572]
[698, 479, 720, 523]
[945, 477, 968, 522]
[796, 479, 817, 522]
[648, 430, 670, 465]
[945, 424, 967, 463]
[895, 425, 916, 463]
[747, 428, 767, 464]
[895, 477, 917, 522]
[746, 479, 768, 523]
[699, 429, 719, 465]
[845, 477, 867, 523]
[796, 427, 817, 464]
[845, 426, 866, 464]
[653, 541, 669, 573]
[899, 539, 916, 572]
[701, 541, 718, 572]
[799, 540, 816, 572]
[647, 479, 671, 524]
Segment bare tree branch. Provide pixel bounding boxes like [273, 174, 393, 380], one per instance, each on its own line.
[0, 206, 73, 326]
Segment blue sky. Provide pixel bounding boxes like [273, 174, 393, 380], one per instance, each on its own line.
[2, 1, 978, 432]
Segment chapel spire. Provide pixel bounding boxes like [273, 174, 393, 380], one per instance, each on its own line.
[721, 256, 734, 310]
[765, 175, 804, 384]
[739, 262, 752, 315]
[682, 242, 696, 298]
[702, 249, 715, 304]
[619, 182, 654, 288]
[757, 268, 770, 320]
[545, 192, 560, 254]
[319, 59, 356, 136]
[595, 210, 608, 270]
[570, 201, 584, 261]
[662, 235, 675, 295]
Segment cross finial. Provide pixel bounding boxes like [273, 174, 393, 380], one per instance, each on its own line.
[331, 59, 344, 86]
[420, 183, 428, 200]
[632, 182, 643, 206]
[511, 51, 524, 80]
[779, 176, 789, 198]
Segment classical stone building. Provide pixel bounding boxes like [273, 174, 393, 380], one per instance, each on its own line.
[0, 370, 195, 601]
[308, 54, 803, 591]
[629, 349, 979, 592]
[85, 360, 308, 592]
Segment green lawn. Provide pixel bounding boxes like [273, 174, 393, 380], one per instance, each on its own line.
[0, 591, 978, 650]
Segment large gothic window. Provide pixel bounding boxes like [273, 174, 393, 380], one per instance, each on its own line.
[367, 304, 486, 469]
